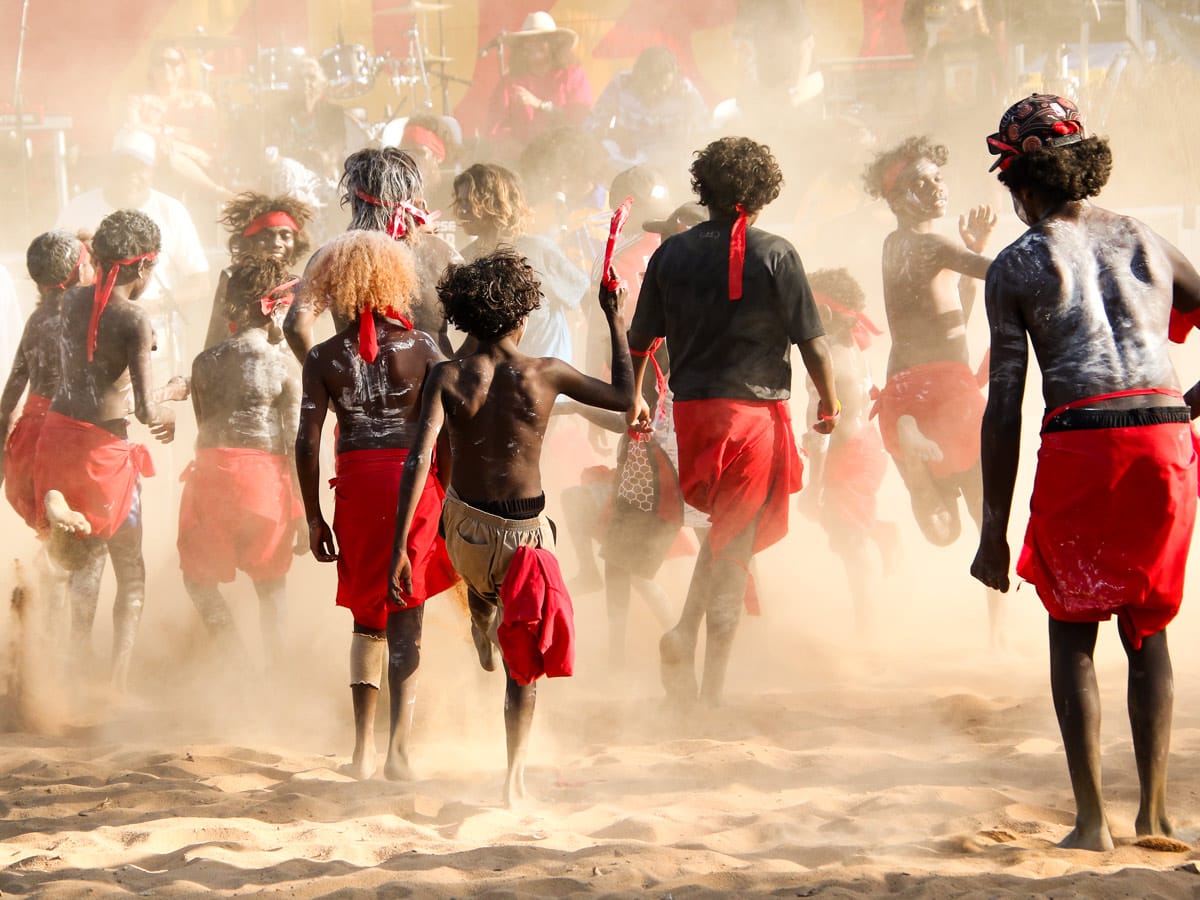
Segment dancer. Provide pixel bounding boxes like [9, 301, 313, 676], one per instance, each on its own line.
[296, 230, 457, 780]
[389, 248, 633, 805]
[627, 136, 838, 706]
[972, 94, 1200, 851]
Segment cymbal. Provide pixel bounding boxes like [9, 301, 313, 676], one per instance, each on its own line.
[375, 2, 452, 16]
[166, 31, 244, 50]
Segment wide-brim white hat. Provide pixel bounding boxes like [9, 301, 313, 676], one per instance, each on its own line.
[503, 11, 578, 52]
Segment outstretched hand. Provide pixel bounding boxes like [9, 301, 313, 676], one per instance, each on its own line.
[309, 518, 338, 562]
[959, 205, 997, 254]
[389, 550, 413, 606]
[970, 538, 1011, 592]
[598, 268, 626, 317]
[148, 406, 176, 444]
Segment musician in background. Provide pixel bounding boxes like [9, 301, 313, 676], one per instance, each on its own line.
[485, 12, 593, 162]
[398, 114, 462, 219]
[266, 57, 347, 206]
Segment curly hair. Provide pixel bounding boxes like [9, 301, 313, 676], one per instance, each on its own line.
[226, 255, 294, 328]
[92, 210, 161, 283]
[507, 35, 578, 77]
[437, 246, 543, 342]
[997, 136, 1111, 203]
[340, 147, 425, 236]
[401, 112, 461, 164]
[863, 136, 948, 201]
[26, 230, 83, 291]
[808, 268, 866, 312]
[689, 137, 783, 217]
[218, 191, 315, 262]
[453, 164, 531, 238]
[300, 230, 417, 323]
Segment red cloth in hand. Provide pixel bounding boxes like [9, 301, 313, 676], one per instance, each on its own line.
[876, 361, 985, 479]
[498, 545, 575, 686]
[1016, 419, 1197, 650]
[1168, 306, 1200, 344]
[33, 410, 155, 539]
[177, 448, 302, 584]
[331, 448, 457, 630]
[4, 394, 52, 529]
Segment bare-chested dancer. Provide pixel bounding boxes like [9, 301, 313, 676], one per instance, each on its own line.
[180, 256, 304, 666]
[389, 248, 634, 806]
[203, 192, 315, 349]
[972, 94, 1200, 852]
[32, 210, 179, 691]
[284, 148, 460, 360]
[296, 230, 457, 781]
[864, 136, 1004, 643]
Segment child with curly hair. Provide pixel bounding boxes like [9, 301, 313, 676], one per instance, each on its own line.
[627, 136, 837, 707]
[295, 230, 458, 781]
[389, 247, 633, 806]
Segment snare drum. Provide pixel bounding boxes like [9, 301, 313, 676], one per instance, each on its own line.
[320, 44, 376, 100]
[254, 47, 306, 93]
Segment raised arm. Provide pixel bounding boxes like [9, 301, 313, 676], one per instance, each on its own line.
[389, 365, 448, 602]
[547, 276, 634, 412]
[296, 350, 335, 561]
[971, 259, 1030, 592]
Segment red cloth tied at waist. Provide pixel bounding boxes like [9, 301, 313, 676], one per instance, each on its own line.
[178, 448, 302, 585]
[673, 398, 804, 613]
[331, 448, 457, 630]
[4, 394, 52, 529]
[1016, 405, 1197, 650]
[498, 545, 575, 686]
[823, 424, 888, 531]
[875, 360, 985, 478]
[1168, 306, 1200, 344]
[33, 410, 155, 539]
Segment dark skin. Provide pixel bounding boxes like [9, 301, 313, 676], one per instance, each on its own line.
[389, 277, 634, 807]
[204, 225, 299, 349]
[186, 300, 303, 664]
[0, 286, 66, 486]
[971, 184, 1200, 851]
[296, 311, 446, 781]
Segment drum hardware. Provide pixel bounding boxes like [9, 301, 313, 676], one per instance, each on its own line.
[374, 2, 452, 16]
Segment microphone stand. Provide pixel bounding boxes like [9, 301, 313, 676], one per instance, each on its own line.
[12, 0, 33, 218]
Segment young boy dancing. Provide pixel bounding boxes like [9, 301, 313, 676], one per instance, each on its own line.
[389, 247, 634, 807]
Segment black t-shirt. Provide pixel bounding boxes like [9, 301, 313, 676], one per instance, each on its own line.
[629, 219, 824, 402]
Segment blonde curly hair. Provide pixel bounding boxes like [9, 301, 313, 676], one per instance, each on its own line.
[300, 230, 417, 321]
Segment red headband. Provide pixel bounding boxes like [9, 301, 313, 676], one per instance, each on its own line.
[814, 291, 883, 350]
[358, 305, 414, 363]
[53, 242, 91, 291]
[354, 189, 437, 240]
[401, 125, 447, 163]
[729, 204, 748, 300]
[88, 251, 157, 361]
[880, 157, 915, 199]
[243, 211, 300, 237]
[260, 277, 300, 316]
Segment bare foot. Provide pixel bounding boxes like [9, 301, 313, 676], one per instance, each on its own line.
[503, 766, 527, 809]
[659, 629, 698, 704]
[1058, 821, 1115, 851]
[1136, 810, 1174, 839]
[384, 753, 414, 782]
[897, 415, 944, 463]
[344, 753, 377, 781]
[44, 491, 91, 535]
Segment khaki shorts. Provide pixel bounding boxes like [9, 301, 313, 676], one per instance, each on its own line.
[441, 488, 556, 607]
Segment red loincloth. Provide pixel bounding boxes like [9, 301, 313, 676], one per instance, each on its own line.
[1016, 415, 1197, 650]
[33, 411, 155, 539]
[4, 394, 52, 529]
[673, 399, 803, 614]
[498, 545, 575, 686]
[876, 361, 985, 479]
[177, 448, 302, 585]
[331, 448, 457, 630]
[823, 424, 888, 531]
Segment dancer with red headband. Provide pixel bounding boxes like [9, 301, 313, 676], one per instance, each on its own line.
[203, 192, 315, 349]
[180, 256, 304, 669]
[863, 135, 1003, 645]
[972, 94, 1200, 852]
[285, 148, 460, 360]
[799, 268, 896, 638]
[296, 230, 457, 782]
[33, 210, 181, 693]
[627, 136, 838, 707]
[389, 248, 633, 807]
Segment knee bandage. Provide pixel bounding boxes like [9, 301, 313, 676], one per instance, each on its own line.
[349, 631, 386, 688]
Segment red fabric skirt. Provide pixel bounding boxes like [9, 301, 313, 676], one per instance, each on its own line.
[876, 361, 985, 479]
[498, 545, 575, 686]
[332, 448, 457, 630]
[178, 448, 302, 584]
[673, 398, 803, 560]
[5, 394, 51, 529]
[823, 424, 888, 531]
[33, 411, 155, 539]
[1016, 419, 1197, 649]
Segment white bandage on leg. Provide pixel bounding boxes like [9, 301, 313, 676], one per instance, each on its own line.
[349, 632, 386, 689]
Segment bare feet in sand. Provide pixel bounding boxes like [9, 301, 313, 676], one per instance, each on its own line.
[44, 491, 91, 535]
[384, 752, 414, 782]
[897, 415, 944, 464]
[1058, 816, 1115, 852]
[659, 629, 698, 704]
[503, 768, 527, 808]
[343, 753, 377, 781]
